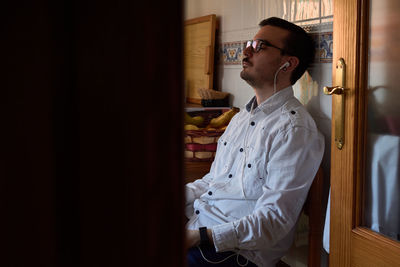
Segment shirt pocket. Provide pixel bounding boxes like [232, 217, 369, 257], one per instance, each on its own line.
[213, 135, 236, 175]
[243, 148, 267, 199]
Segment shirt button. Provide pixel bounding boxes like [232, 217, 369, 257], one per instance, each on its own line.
[229, 174, 233, 178]
[250, 121, 255, 126]
[291, 110, 296, 114]
[224, 142, 227, 146]
[195, 210, 200, 214]
[208, 191, 213, 195]
[239, 148, 243, 152]
[248, 164, 252, 168]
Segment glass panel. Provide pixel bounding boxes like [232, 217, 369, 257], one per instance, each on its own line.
[296, 0, 319, 21]
[321, 0, 333, 17]
[283, 0, 320, 22]
[364, 0, 400, 242]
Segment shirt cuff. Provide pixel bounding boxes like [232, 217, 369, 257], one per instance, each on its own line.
[211, 222, 238, 252]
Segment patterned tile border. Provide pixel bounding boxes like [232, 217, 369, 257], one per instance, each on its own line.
[221, 41, 244, 65]
[220, 33, 332, 65]
[310, 32, 333, 63]
[219, 23, 333, 65]
[319, 32, 333, 63]
[302, 22, 333, 33]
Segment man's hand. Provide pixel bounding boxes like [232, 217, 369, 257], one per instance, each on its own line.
[185, 228, 214, 249]
[185, 229, 200, 249]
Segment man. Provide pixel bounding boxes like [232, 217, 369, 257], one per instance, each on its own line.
[185, 17, 324, 267]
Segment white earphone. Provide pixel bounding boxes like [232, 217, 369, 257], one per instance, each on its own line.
[273, 62, 290, 94]
[279, 61, 290, 70]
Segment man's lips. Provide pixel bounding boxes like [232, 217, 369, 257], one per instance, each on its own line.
[242, 58, 252, 67]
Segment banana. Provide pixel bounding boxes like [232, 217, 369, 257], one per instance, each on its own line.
[184, 124, 200, 131]
[184, 112, 204, 126]
[208, 107, 239, 128]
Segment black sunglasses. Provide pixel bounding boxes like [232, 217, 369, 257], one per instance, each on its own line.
[246, 39, 286, 54]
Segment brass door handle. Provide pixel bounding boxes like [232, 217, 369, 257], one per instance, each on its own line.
[323, 86, 344, 95]
[324, 58, 346, 150]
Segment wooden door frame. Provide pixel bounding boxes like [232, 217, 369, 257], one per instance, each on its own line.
[330, 0, 400, 266]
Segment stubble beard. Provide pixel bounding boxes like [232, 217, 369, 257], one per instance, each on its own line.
[241, 68, 267, 89]
[240, 69, 256, 87]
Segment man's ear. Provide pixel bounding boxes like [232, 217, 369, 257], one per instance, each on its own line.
[284, 56, 300, 71]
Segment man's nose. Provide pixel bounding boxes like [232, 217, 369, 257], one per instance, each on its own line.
[243, 45, 253, 57]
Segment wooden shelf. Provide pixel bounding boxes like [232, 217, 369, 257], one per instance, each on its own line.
[185, 103, 203, 108]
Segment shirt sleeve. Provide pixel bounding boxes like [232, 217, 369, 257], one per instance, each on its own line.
[211, 126, 324, 252]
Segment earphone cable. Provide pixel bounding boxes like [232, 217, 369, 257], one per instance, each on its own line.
[197, 246, 249, 266]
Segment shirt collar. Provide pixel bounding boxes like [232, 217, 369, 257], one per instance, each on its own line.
[245, 86, 294, 115]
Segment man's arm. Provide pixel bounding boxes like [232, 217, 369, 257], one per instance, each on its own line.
[185, 229, 214, 249]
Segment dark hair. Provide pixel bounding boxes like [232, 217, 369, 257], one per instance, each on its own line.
[259, 17, 315, 84]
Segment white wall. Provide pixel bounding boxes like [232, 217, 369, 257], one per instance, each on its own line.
[185, 1, 332, 266]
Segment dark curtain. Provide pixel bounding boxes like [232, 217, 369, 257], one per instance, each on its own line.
[1, 1, 184, 266]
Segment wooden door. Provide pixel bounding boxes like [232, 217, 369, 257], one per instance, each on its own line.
[2, 1, 185, 266]
[329, 0, 400, 266]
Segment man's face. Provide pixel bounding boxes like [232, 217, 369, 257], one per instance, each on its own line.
[240, 25, 290, 89]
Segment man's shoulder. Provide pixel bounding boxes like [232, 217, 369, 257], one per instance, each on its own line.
[280, 98, 318, 132]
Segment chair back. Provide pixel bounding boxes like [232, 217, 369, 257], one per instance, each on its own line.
[304, 167, 324, 267]
[277, 167, 324, 267]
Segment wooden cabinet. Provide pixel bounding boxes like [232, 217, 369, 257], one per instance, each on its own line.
[184, 14, 217, 104]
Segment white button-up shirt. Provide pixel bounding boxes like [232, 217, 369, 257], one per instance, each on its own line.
[185, 86, 324, 267]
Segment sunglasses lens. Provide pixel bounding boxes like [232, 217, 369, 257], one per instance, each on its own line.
[254, 40, 261, 52]
[246, 40, 252, 48]
[253, 41, 258, 50]
[246, 40, 259, 52]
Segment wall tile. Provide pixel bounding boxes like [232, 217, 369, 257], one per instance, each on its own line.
[202, 0, 222, 17]
[264, 0, 288, 19]
[309, 32, 333, 63]
[319, 32, 333, 62]
[222, 30, 242, 43]
[221, 41, 244, 65]
[184, 0, 204, 19]
[222, 0, 243, 32]
[184, 0, 223, 20]
[241, 0, 265, 29]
